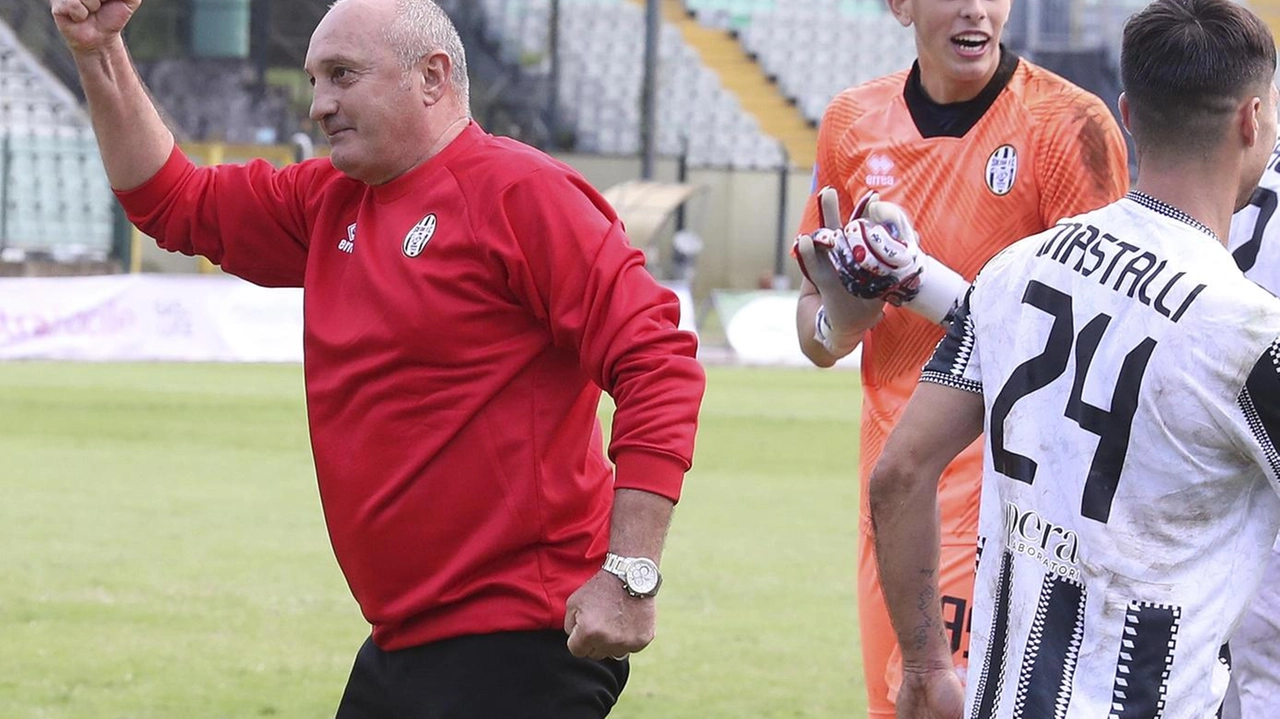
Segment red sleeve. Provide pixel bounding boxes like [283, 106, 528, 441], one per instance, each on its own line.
[1034, 89, 1131, 224]
[113, 145, 323, 288]
[492, 167, 706, 502]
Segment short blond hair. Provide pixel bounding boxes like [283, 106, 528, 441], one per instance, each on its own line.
[384, 0, 471, 114]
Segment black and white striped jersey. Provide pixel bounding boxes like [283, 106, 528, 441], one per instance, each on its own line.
[922, 192, 1280, 719]
[1222, 140, 1280, 719]
[1230, 141, 1280, 293]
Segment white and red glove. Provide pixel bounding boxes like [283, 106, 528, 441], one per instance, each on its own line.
[793, 187, 870, 356]
[828, 190, 970, 326]
[828, 218, 921, 303]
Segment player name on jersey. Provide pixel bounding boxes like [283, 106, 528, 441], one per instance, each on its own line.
[1035, 221, 1207, 322]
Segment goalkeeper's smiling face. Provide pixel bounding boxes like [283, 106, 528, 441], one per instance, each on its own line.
[890, 0, 1011, 104]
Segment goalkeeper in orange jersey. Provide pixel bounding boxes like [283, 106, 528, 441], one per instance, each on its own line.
[791, 0, 1130, 714]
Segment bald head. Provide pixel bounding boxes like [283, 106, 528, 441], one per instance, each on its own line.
[325, 0, 470, 114]
[305, 0, 471, 183]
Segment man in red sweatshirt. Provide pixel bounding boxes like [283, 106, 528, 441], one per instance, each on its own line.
[49, 0, 706, 715]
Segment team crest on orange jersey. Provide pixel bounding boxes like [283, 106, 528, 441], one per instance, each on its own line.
[985, 145, 1018, 195]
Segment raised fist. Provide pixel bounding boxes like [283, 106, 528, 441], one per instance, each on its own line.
[51, 0, 142, 53]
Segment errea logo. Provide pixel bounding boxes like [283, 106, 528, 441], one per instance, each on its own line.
[338, 222, 356, 254]
[865, 154, 895, 188]
[403, 214, 437, 258]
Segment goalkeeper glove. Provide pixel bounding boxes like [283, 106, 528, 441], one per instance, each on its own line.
[829, 191, 971, 326]
[793, 187, 875, 357]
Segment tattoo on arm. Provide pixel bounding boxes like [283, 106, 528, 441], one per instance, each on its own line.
[911, 569, 939, 651]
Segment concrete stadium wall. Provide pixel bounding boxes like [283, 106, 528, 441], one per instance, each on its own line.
[554, 153, 813, 302]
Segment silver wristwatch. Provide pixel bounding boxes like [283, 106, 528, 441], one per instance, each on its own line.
[602, 552, 662, 598]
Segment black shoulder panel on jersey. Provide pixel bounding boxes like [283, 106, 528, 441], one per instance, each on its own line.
[1238, 337, 1280, 478]
[921, 286, 982, 394]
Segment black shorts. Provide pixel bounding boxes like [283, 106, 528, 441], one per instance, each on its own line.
[335, 630, 630, 719]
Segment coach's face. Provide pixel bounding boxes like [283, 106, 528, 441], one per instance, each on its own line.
[305, 0, 426, 184]
[890, 0, 1012, 103]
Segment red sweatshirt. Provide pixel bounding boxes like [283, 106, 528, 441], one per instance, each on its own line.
[116, 123, 705, 650]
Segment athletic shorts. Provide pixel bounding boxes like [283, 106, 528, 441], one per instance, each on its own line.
[335, 629, 629, 719]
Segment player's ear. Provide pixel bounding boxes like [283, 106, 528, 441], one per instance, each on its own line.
[1239, 94, 1265, 150]
[886, 0, 912, 27]
[420, 50, 451, 107]
[1117, 93, 1132, 136]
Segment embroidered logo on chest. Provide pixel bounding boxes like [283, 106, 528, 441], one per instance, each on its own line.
[402, 214, 437, 258]
[338, 222, 356, 254]
[864, 153, 896, 188]
[985, 144, 1018, 196]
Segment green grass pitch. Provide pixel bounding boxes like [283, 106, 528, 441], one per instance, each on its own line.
[0, 362, 867, 718]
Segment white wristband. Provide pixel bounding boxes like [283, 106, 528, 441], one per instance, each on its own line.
[901, 255, 970, 326]
[815, 306, 834, 350]
[814, 306, 859, 357]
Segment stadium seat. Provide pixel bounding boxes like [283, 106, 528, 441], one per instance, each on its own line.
[0, 17, 116, 258]
[478, 0, 783, 170]
[0, 117, 115, 257]
[687, 0, 917, 125]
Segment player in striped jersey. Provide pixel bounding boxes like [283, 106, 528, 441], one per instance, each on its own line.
[1220, 140, 1280, 719]
[869, 0, 1280, 716]
[790, 0, 1128, 712]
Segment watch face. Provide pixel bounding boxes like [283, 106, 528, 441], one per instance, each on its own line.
[625, 558, 660, 595]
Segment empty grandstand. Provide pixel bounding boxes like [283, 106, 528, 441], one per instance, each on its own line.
[467, 0, 788, 169]
[0, 15, 117, 268]
[0, 0, 1239, 281]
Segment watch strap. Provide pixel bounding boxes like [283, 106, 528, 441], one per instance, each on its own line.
[603, 552, 632, 577]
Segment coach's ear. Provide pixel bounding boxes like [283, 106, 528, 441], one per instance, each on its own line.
[419, 50, 451, 107]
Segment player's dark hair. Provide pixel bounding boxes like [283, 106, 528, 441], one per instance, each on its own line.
[1122, 0, 1275, 150]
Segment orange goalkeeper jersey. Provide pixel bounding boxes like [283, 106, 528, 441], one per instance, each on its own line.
[800, 56, 1130, 546]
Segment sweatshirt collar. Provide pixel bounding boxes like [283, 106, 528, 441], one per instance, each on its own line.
[369, 120, 483, 204]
